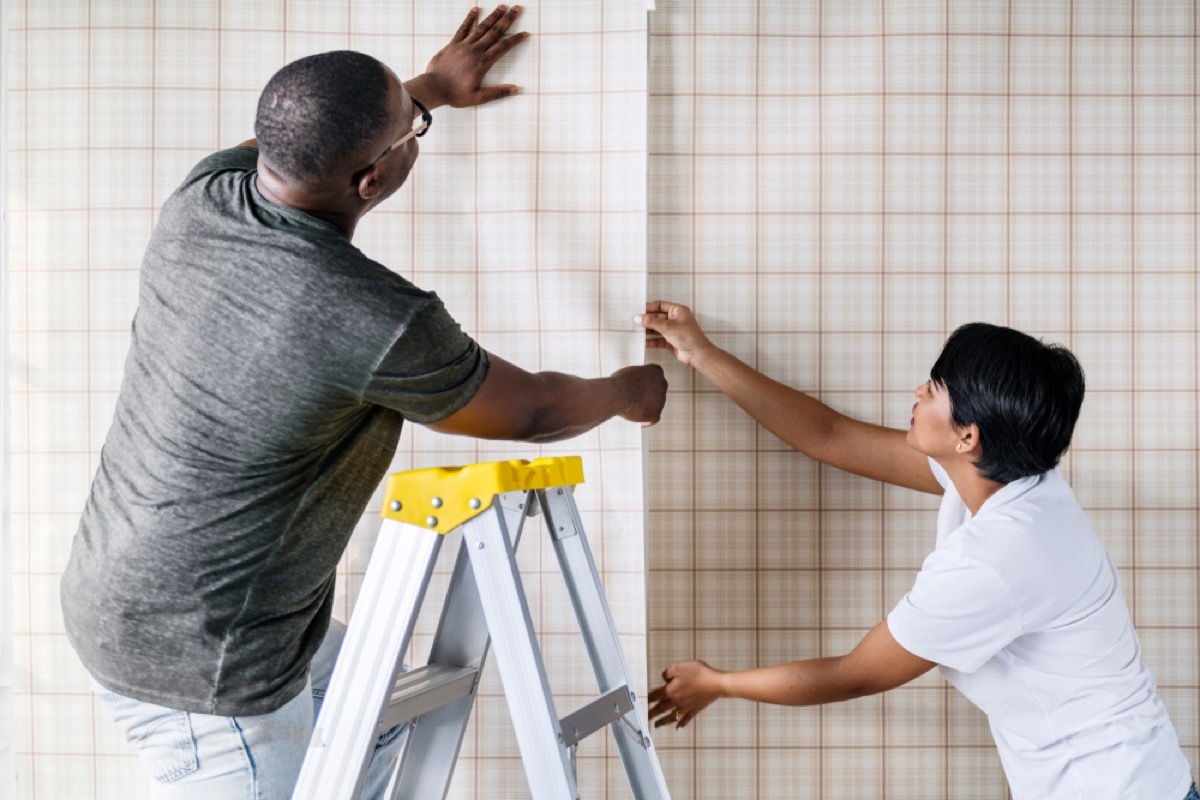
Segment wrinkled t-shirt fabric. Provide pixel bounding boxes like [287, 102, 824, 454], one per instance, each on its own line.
[62, 147, 488, 716]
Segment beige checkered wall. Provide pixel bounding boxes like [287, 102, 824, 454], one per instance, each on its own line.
[645, 1, 1200, 798]
[8, 0, 1200, 798]
[6, 1, 648, 797]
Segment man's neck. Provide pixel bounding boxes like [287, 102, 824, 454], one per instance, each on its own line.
[255, 160, 361, 239]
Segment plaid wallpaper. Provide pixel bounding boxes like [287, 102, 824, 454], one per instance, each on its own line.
[7, 1, 1200, 798]
[645, 1, 1200, 798]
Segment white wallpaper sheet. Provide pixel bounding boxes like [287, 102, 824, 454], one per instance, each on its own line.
[7, 1, 648, 797]
[1, 0, 15, 794]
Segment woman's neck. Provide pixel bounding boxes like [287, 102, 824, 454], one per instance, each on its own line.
[943, 461, 1007, 516]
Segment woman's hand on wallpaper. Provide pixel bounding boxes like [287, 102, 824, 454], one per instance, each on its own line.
[408, 5, 530, 110]
[636, 301, 718, 368]
[647, 660, 726, 729]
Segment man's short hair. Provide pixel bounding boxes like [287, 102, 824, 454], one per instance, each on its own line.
[254, 50, 392, 186]
[930, 322, 1085, 483]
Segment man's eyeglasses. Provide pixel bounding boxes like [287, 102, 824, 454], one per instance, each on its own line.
[386, 97, 432, 154]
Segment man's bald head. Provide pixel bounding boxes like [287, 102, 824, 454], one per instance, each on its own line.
[254, 50, 393, 188]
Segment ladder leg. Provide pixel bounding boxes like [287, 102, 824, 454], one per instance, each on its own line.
[296, 458, 668, 800]
[539, 487, 673, 800]
[460, 493, 580, 800]
[387, 492, 534, 800]
[292, 520, 443, 800]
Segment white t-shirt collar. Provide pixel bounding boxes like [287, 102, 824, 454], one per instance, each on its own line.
[939, 464, 1046, 522]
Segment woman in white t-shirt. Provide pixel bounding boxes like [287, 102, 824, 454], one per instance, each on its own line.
[638, 301, 1195, 800]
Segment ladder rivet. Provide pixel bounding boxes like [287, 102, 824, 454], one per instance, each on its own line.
[557, 489, 563, 495]
[389, 500, 401, 512]
[426, 516, 438, 527]
[431, 496, 443, 508]
[469, 498, 481, 509]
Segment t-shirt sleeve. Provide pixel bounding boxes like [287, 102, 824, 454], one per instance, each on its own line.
[361, 300, 490, 424]
[887, 548, 1023, 673]
[927, 456, 951, 491]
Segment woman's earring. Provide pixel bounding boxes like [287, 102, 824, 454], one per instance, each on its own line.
[956, 443, 963, 452]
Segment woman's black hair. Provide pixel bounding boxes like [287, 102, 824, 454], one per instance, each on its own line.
[254, 51, 392, 186]
[930, 322, 1085, 483]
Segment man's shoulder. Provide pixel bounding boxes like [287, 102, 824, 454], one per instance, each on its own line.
[157, 147, 260, 224]
[183, 146, 260, 185]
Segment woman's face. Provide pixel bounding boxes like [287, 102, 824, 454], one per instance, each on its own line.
[906, 378, 960, 457]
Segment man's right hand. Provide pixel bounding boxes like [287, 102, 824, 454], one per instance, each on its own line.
[611, 364, 668, 427]
[427, 355, 668, 443]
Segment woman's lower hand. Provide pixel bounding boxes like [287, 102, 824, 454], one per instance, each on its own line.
[647, 659, 724, 729]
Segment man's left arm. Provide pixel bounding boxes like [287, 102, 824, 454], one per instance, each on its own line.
[233, 5, 528, 147]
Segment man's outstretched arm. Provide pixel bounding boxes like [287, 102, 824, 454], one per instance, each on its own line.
[426, 355, 668, 443]
[235, 5, 528, 148]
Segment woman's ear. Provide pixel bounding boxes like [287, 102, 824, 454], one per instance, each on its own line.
[956, 424, 981, 454]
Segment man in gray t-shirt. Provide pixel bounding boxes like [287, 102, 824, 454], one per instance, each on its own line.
[63, 8, 667, 798]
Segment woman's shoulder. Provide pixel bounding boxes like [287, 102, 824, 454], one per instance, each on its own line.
[953, 475, 1107, 587]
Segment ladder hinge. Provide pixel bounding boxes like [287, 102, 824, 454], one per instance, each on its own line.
[559, 685, 636, 749]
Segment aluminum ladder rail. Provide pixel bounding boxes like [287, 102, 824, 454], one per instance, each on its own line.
[292, 456, 671, 800]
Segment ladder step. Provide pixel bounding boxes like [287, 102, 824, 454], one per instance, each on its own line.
[294, 461, 671, 799]
[559, 685, 636, 749]
[379, 664, 480, 732]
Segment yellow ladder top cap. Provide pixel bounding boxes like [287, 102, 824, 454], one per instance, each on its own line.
[381, 456, 585, 533]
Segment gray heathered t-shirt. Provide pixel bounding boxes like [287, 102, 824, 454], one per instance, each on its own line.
[62, 147, 489, 716]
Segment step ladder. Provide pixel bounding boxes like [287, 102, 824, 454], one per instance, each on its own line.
[292, 456, 671, 800]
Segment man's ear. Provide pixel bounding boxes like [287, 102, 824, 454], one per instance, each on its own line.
[356, 164, 381, 201]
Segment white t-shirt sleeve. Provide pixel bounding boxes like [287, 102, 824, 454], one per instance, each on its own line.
[887, 548, 1023, 673]
[927, 456, 951, 490]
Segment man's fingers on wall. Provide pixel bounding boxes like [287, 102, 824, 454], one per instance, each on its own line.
[452, 7, 480, 43]
[467, 5, 507, 43]
[481, 5, 522, 45]
[489, 30, 530, 59]
[477, 85, 519, 103]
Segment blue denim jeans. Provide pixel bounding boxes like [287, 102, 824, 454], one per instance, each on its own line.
[90, 620, 408, 800]
[1186, 782, 1200, 800]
